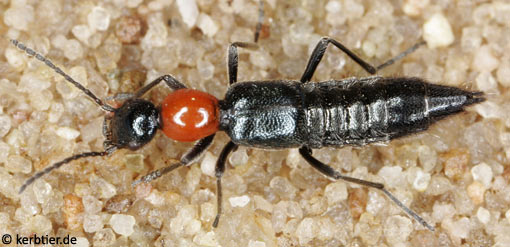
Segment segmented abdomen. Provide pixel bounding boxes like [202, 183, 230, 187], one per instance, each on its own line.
[302, 76, 484, 148]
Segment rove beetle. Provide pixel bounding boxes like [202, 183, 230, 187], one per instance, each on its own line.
[12, 30, 484, 231]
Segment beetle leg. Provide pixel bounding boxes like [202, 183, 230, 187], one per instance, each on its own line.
[132, 134, 215, 186]
[300, 37, 426, 83]
[298, 146, 435, 231]
[133, 74, 187, 98]
[227, 42, 259, 85]
[227, 0, 264, 85]
[254, 0, 264, 43]
[301, 37, 376, 82]
[212, 141, 238, 228]
[375, 40, 425, 71]
[102, 115, 111, 139]
[299, 146, 383, 188]
[104, 93, 136, 102]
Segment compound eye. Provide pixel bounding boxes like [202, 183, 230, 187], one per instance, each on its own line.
[161, 89, 219, 142]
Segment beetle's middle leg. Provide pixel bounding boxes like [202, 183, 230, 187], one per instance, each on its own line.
[300, 37, 426, 83]
[212, 141, 238, 228]
[227, 42, 259, 85]
[298, 146, 435, 231]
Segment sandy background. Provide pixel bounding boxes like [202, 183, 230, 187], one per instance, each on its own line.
[1, 0, 509, 246]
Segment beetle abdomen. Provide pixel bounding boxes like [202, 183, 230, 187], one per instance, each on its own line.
[303, 77, 485, 148]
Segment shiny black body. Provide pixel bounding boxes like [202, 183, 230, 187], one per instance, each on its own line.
[219, 76, 484, 149]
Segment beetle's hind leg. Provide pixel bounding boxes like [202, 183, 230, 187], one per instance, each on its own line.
[375, 40, 426, 71]
[298, 146, 435, 231]
[300, 37, 426, 83]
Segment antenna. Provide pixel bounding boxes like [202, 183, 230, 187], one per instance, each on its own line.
[10, 39, 115, 112]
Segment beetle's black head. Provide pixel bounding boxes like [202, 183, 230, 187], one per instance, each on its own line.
[108, 99, 160, 150]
